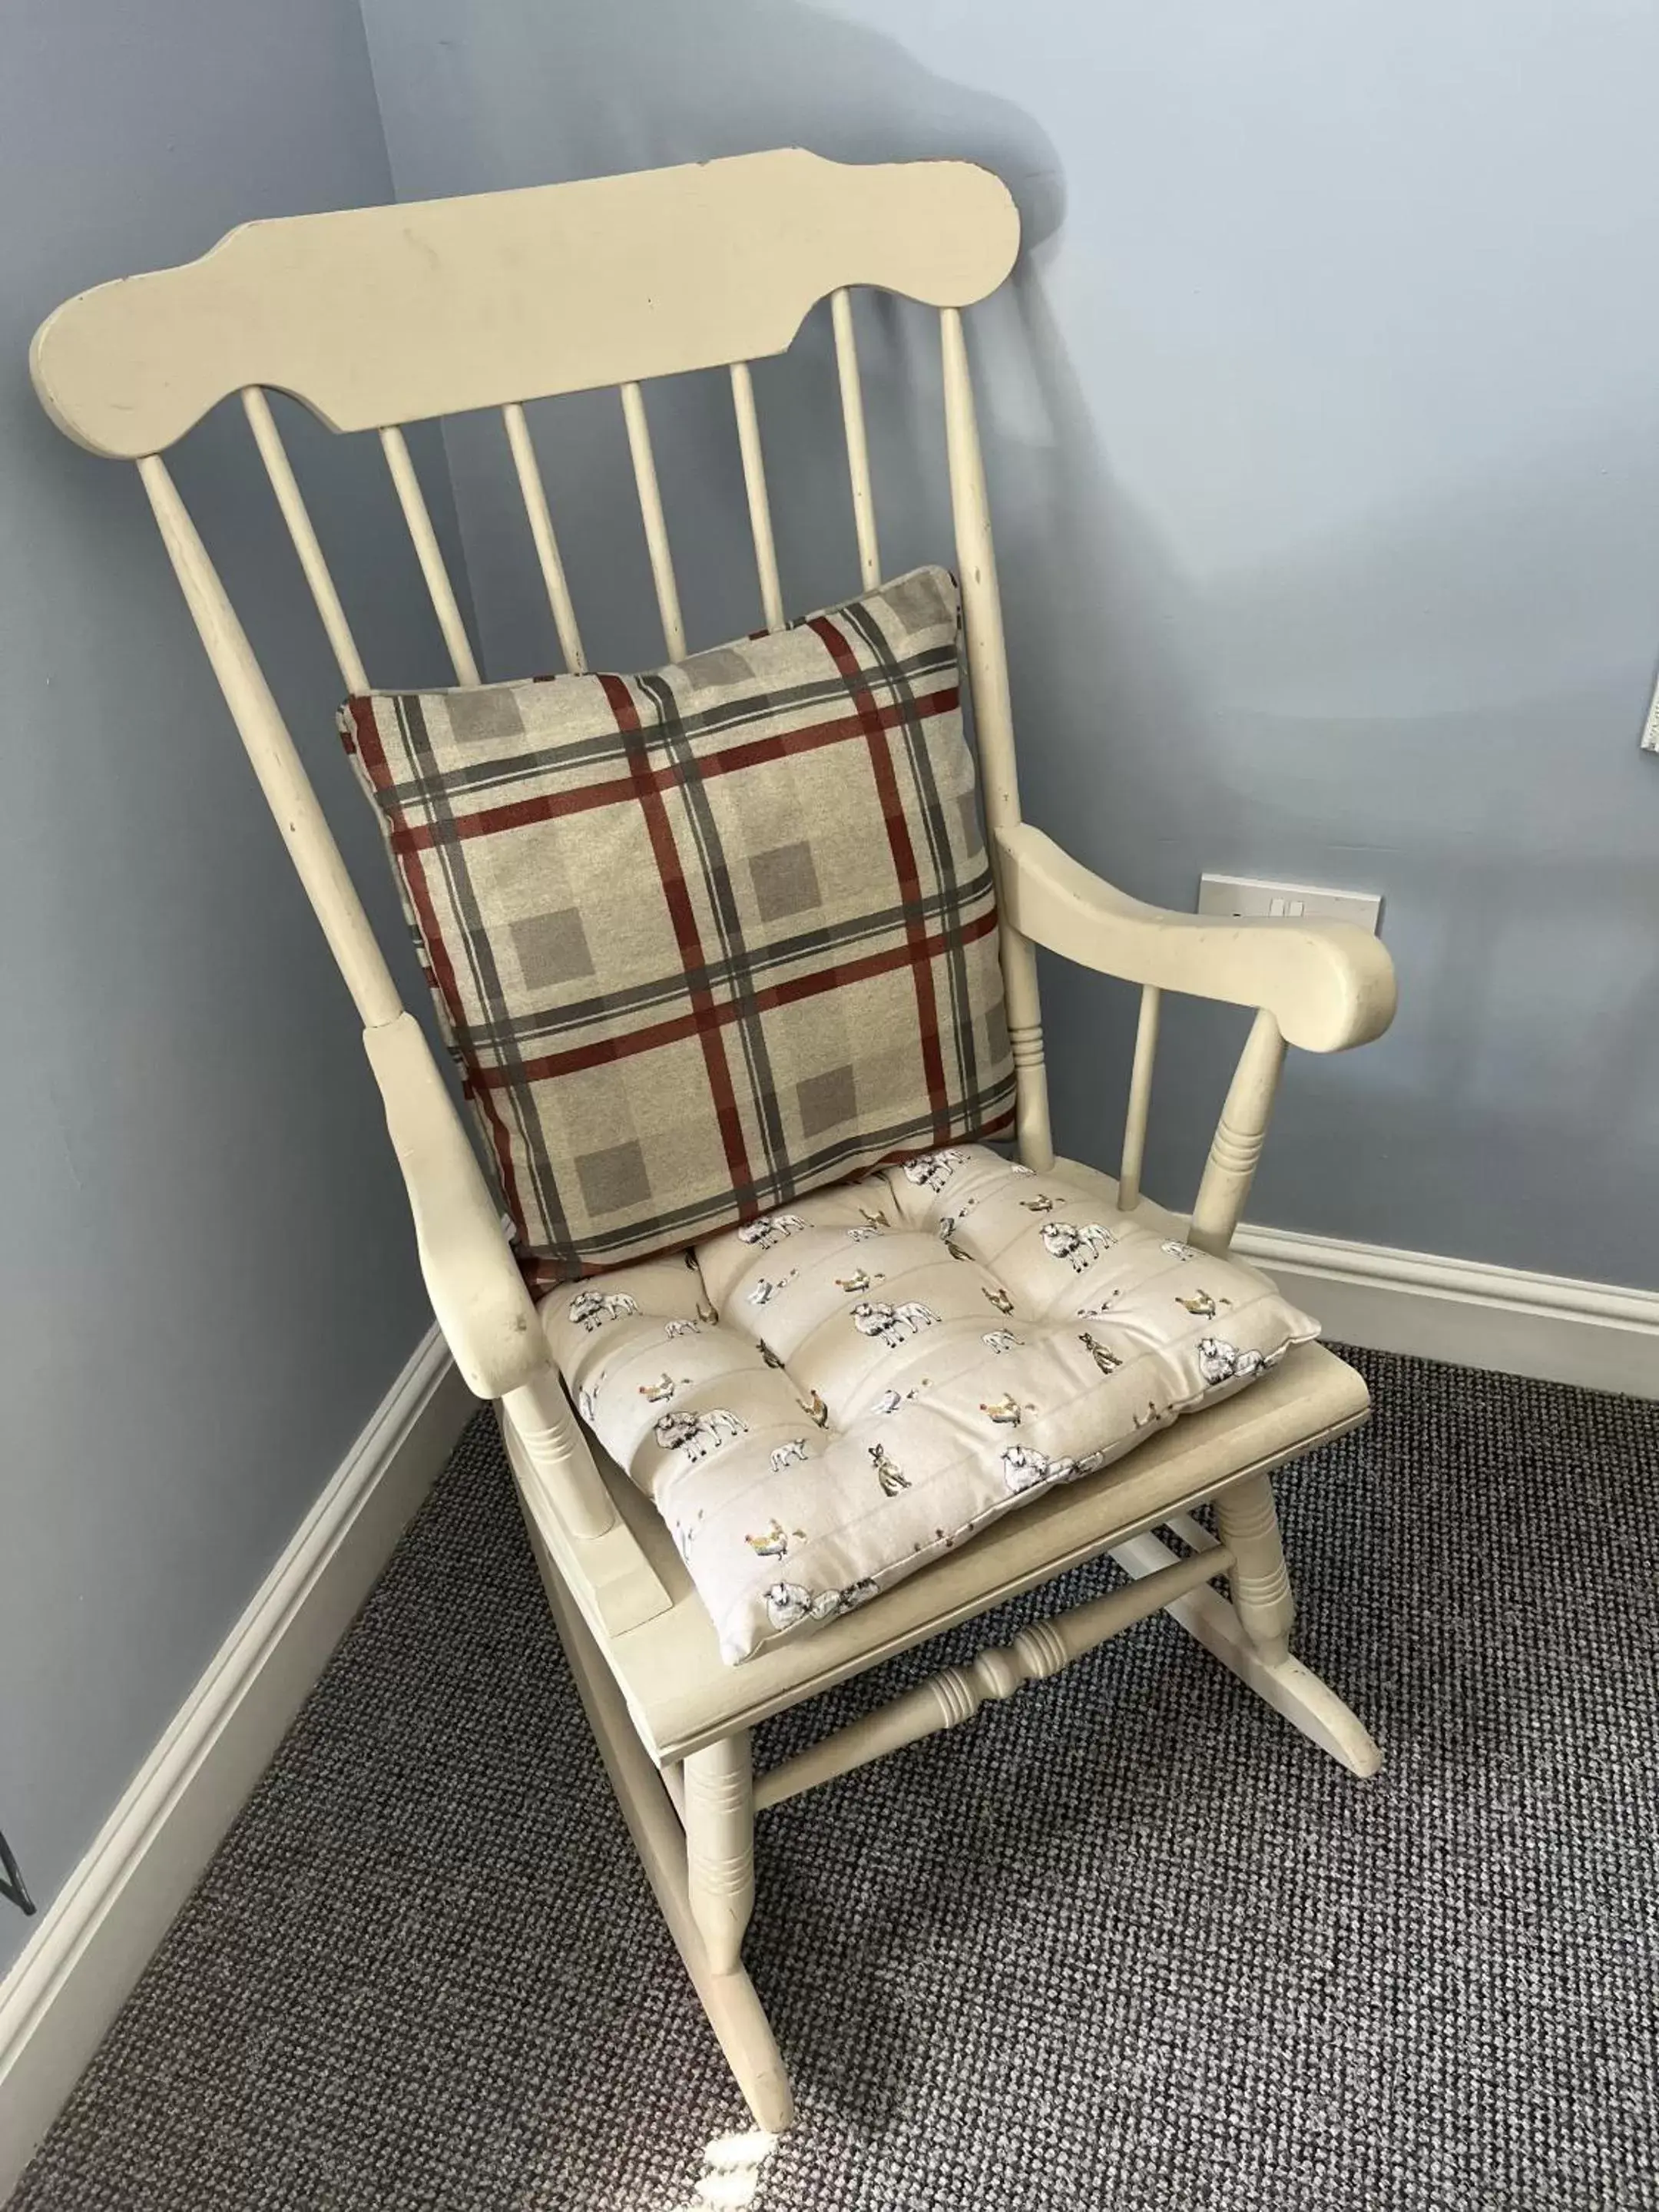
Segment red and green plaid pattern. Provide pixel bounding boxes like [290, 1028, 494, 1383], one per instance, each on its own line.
[341, 566, 1015, 1283]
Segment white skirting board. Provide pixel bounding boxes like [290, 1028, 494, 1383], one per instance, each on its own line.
[0, 1328, 473, 2204]
[1233, 1225, 1659, 1402]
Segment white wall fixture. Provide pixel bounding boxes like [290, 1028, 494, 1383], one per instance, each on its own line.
[1197, 874, 1382, 934]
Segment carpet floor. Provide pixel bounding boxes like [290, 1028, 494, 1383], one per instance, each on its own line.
[11, 1346, 1658, 2211]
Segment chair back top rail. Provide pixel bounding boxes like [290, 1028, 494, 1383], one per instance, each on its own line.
[30, 150, 1019, 459]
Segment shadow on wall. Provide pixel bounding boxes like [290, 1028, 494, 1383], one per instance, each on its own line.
[384, 0, 1200, 777]
[407, 0, 1290, 1211]
[394, 0, 1068, 234]
[402, 0, 1209, 1155]
[1030, 363, 1659, 1270]
[384, 0, 1220, 814]
[373, 0, 1659, 1283]
[422, 0, 1084, 681]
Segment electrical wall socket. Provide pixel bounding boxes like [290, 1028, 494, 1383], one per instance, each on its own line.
[1197, 872, 1382, 935]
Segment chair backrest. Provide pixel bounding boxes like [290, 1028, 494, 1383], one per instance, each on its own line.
[29, 148, 1053, 1167]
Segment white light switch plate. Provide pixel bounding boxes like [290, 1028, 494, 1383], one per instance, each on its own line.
[1197, 872, 1382, 934]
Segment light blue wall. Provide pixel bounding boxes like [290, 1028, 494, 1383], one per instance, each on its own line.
[359, 0, 1659, 1289]
[0, 0, 466, 1972]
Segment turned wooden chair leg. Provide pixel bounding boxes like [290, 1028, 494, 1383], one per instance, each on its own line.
[684, 1735, 756, 1975]
[522, 1525, 793, 2130]
[1215, 1471, 1295, 1665]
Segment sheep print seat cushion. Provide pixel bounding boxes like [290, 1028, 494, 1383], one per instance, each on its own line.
[340, 568, 1015, 1284]
[541, 1145, 1321, 1663]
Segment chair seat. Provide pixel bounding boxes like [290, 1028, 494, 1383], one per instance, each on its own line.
[513, 1157, 1369, 1762]
[541, 1147, 1325, 1667]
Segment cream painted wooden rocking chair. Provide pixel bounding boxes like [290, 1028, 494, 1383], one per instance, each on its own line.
[32, 151, 1396, 2132]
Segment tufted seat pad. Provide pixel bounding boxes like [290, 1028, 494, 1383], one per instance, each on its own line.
[541, 1147, 1319, 1663]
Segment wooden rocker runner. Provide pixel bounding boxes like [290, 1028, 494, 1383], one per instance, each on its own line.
[33, 151, 1397, 2131]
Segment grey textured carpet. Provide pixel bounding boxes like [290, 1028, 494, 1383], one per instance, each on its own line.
[12, 1348, 1659, 2212]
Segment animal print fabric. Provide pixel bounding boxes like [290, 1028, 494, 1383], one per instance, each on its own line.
[540, 1146, 1320, 1662]
[339, 568, 1014, 1283]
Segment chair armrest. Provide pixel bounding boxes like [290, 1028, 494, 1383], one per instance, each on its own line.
[362, 1014, 549, 1399]
[996, 823, 1396, 1052]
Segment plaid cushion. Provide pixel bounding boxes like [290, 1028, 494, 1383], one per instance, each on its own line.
[341, 568, 1015, 1282]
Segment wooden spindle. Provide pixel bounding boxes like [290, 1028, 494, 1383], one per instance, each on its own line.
[137, 455, 402, 1026]
[1004, 964, 1053, 1173]
[1164, 1508, 1221, 1557]
[684, 1734, 754, 1974]
[753, 1545, 1227, 1812]
[379, 425, 480, 686]
[1113, 1522, 1376, 1772]
[941, 305, 1052, 1171]
[502, 1366, 616, 1541]
[620, 380, 687, 661]
[241, 388, 369, 695]
[1189, 1008, 1286, 1255]
[1118, 984, 1161, 1210]
[1216, 1473, 1295, 1664]
[831, 287, 880, 590]
[502, 401, 586, 673]
[941, 310, 1018, 832]
[538, 1575, 793, 2129]
[661, 1761, 686, 1823]
[729, 363, 784, 632]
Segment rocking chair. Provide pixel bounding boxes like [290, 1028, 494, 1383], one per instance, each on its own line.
[31, 151, 1396, 2133]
